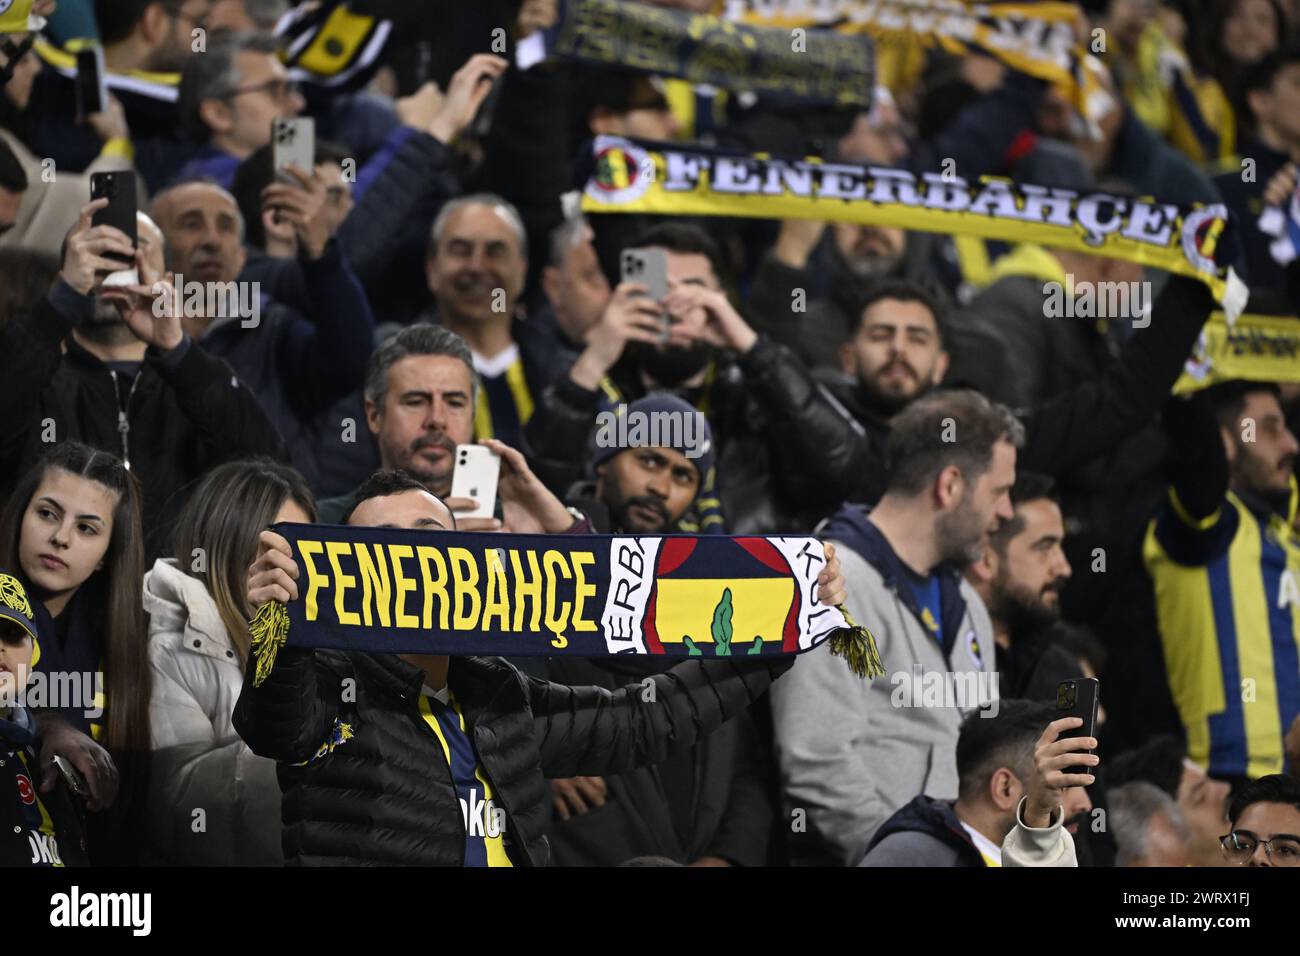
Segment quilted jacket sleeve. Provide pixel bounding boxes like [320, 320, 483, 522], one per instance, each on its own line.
[529, 657, 792, 779]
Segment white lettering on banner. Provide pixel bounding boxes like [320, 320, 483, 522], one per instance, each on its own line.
[769, 537, 846, 651]
[589, 138, 1222, 263]
[600, 536, 661, 655]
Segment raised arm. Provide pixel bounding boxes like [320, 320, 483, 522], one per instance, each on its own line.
[232, 531, 338, 763]
[1019, 275, 1217, 475]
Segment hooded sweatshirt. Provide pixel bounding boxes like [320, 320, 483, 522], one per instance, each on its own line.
[771, 504, 997, 865]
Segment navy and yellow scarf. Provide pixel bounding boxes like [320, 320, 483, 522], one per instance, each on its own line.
[249, 523, 882, 684]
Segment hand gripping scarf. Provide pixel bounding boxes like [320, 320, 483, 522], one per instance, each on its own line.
[580, 136, 1247, 315]
[248, 523, 884, 686]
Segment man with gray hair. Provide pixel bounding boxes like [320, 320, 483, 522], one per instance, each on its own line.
[316, 323, 586, 540]
[415, 193, 541, 451]
[175, 30, 306, 189]
[516, 212, 612, 390]
[772, 389, 1018, 865]
[1109, 782, 1192, 867]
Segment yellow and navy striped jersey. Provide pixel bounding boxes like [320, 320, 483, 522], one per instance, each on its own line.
[472, 345, 534, 452]
[1143, 484, 1300, 779]
[418, 690, 513, 867]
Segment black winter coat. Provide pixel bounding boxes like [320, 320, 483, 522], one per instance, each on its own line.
[522, 334, 878, 534]
[543, 656, 775, 867]
[233, 649, 789, 866]
[0, 285, 287, 560]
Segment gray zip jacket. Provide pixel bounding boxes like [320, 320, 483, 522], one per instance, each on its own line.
[771, 536, 997, 866]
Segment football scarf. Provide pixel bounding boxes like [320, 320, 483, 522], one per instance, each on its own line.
[722, 0, 1104, 128]
[580, 136, 1245, 312]
[1175, 311, 1300, 394]
[275, 0, 392, 91]
[518, 0, 876, 107]
[248, 523, 883, 685]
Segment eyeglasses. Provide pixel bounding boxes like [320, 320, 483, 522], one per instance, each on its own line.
[225, 79, 301, 104]
[1219, 830, 1300, 865]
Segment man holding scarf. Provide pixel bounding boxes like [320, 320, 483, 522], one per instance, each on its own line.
[234, 467, 848, 866]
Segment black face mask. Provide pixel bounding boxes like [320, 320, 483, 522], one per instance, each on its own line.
[626, 340, 715, 387]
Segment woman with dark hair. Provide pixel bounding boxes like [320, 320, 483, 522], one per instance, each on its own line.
[144, 458, 316, 865]
[0, 440, 150, 863]
[1193, 0, 1288, 129]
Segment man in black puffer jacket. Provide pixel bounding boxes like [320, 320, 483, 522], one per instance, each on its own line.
[235, 468, 843, 866]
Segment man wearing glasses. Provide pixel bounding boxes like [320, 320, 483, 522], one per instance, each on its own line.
[1219, 774, 1300, 867]
[175, 30, 305, 189]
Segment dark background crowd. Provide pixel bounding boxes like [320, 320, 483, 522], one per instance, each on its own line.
[0, 0, 1298, 869]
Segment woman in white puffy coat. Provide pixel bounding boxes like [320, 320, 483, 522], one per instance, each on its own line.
[143, 459, 315, 865]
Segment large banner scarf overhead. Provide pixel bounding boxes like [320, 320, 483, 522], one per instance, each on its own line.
[248, 524, 884, 685]
[517, 0, 876, 107]
[1175, 312, 1300, 395]
[580, 136, 1243, 310]
[722, 0, 1101, 122]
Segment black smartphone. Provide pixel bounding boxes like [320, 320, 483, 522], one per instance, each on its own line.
[1055, 677, 1100, 776]
[469, 75, 504, 139]
[89, 171, 137, 263]
[74, 45, 108, 121]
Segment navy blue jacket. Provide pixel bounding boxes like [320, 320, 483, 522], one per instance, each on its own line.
[213, 239, 374, 490]
[862, 794, 986, 867]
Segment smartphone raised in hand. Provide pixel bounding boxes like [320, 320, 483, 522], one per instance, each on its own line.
[450, 444, 501, 521]
[621, 246, 670, 341]
[1055, 677, 1100, 776]
[74, 45, 109, 121]
[90, 170, 138, 286]
[272, 117, 315, 184]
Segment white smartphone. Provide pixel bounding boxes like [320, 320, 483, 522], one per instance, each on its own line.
[272, 117, 314, 183]
[450, 444, 501, 521]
